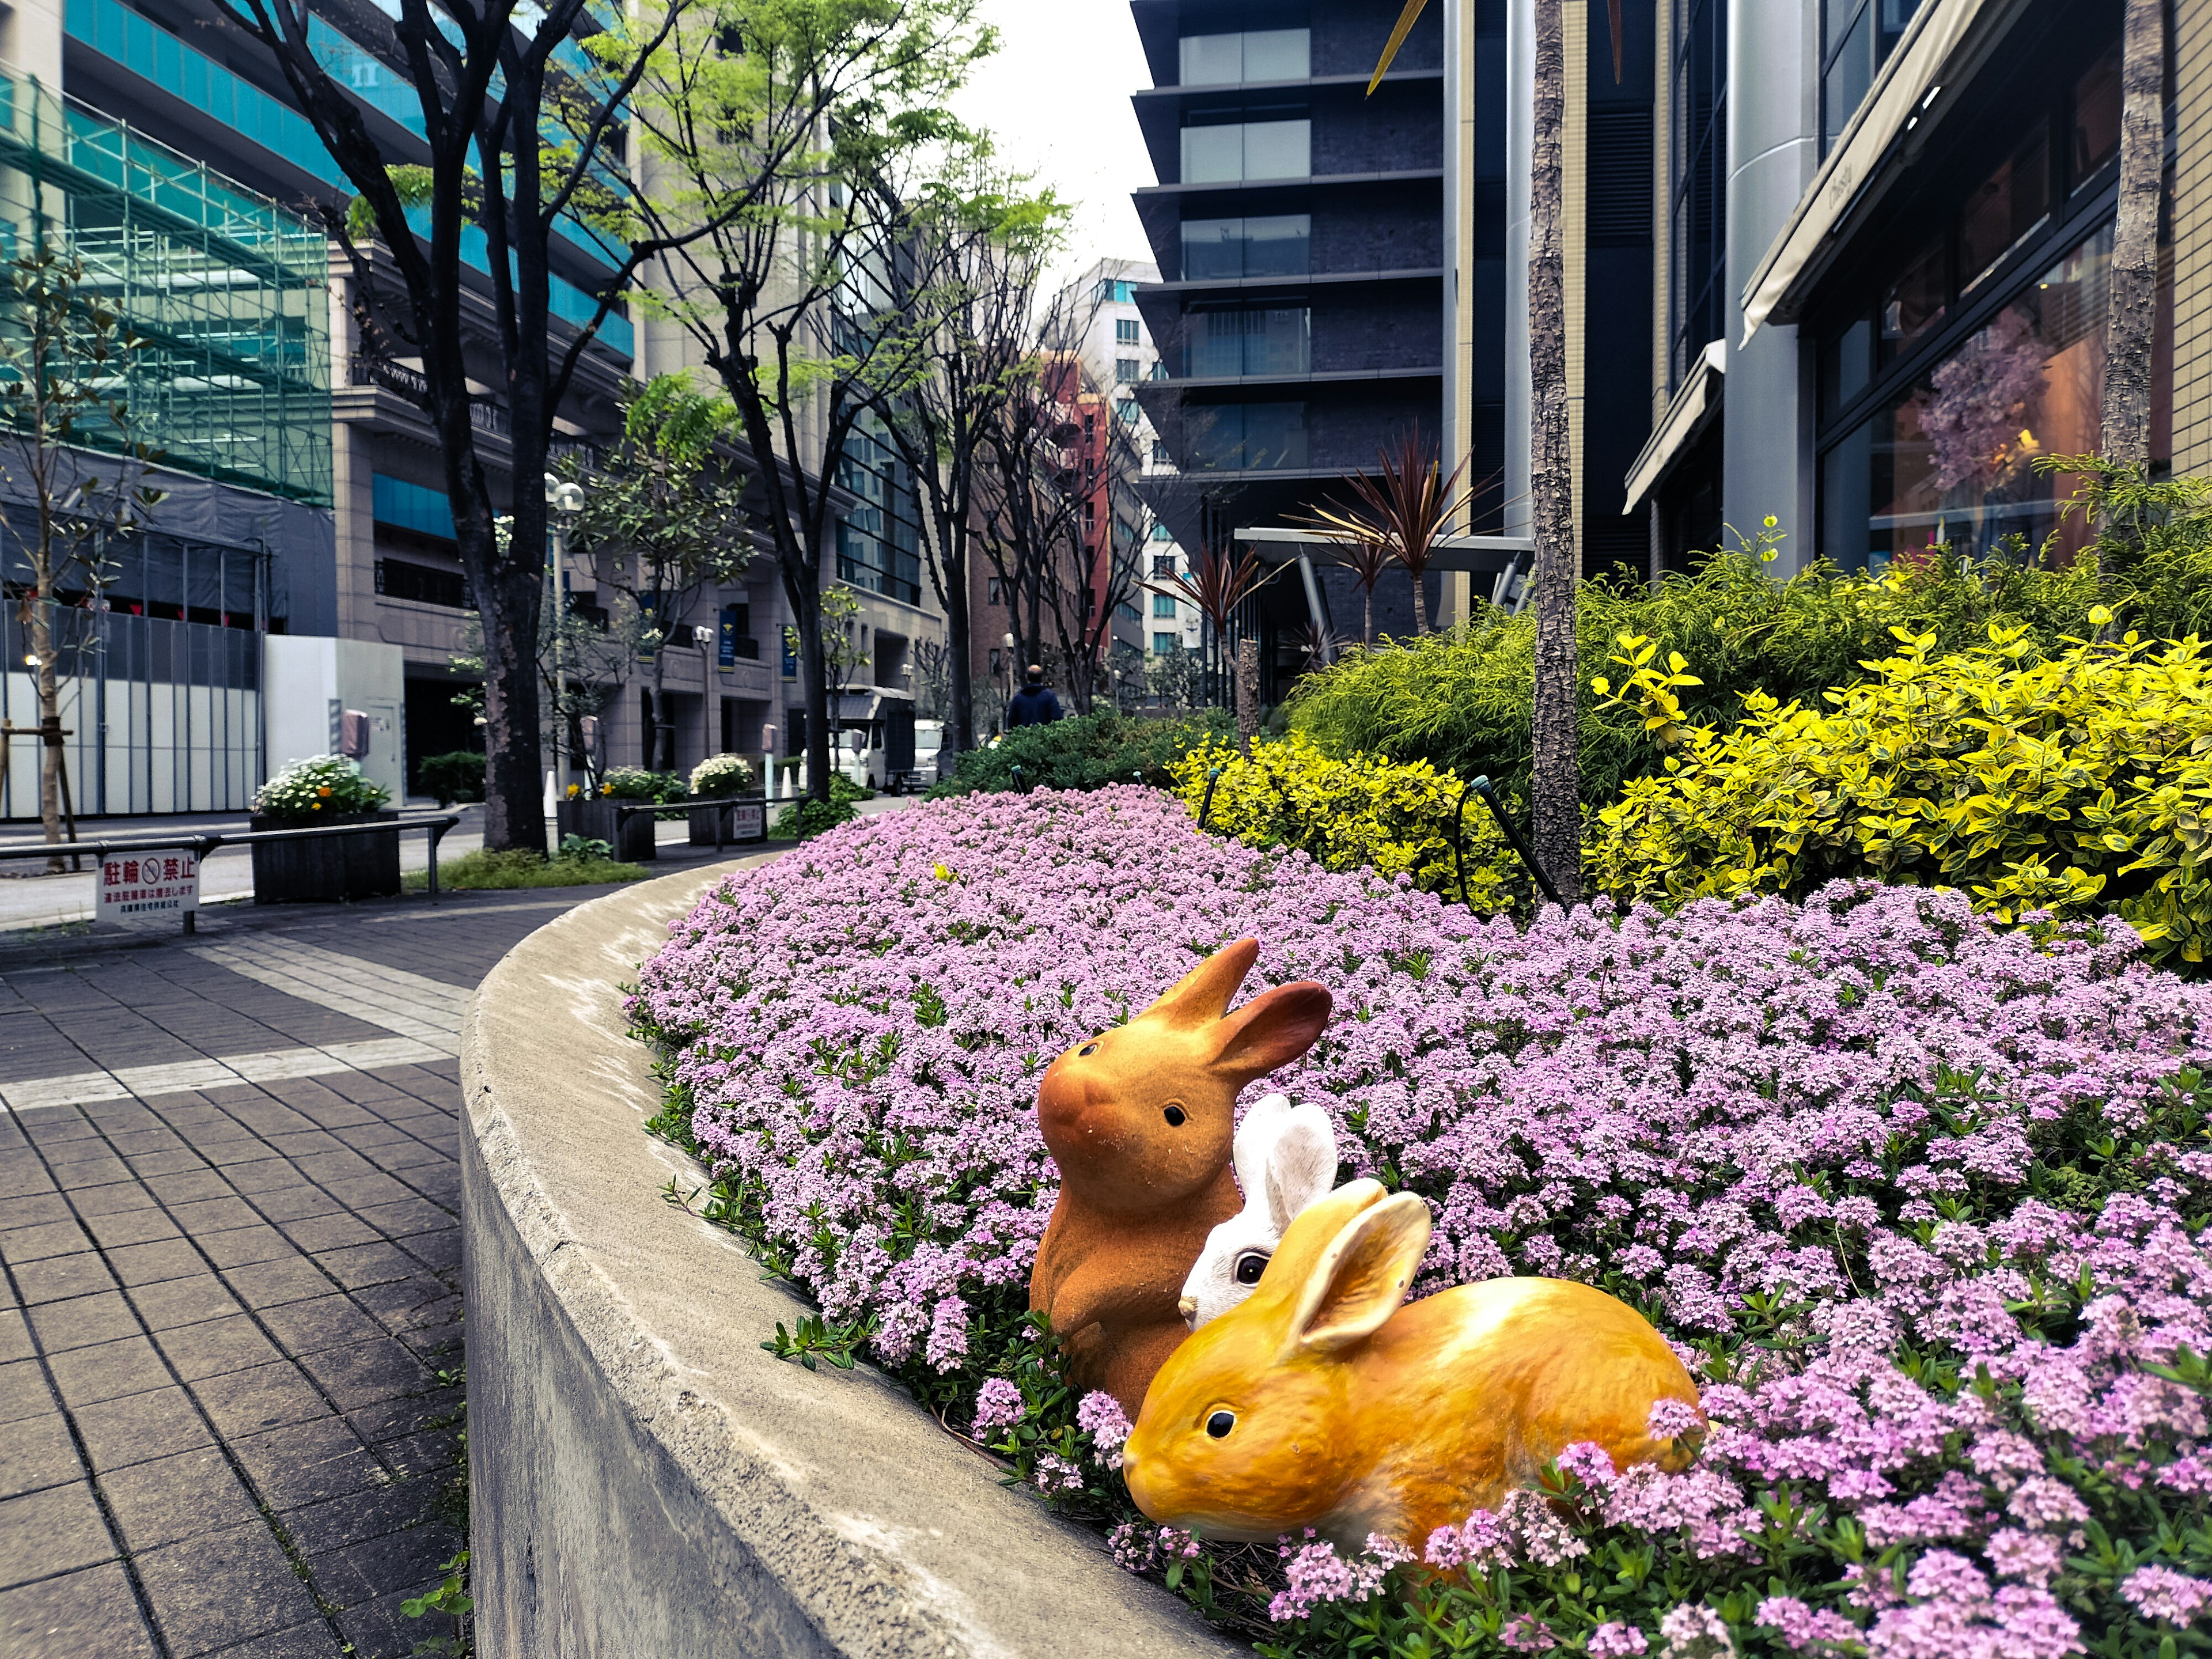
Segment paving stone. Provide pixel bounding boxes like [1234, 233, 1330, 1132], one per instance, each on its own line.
[0, 1409, 82, 1499]
[104, 1237, 207, 1287]
[230, 1417, 381, 1510]
[156, 1314, 282, 1382]
[0, 1308, 29, 1365]
[101, 1445, 259, 1552]
[9, 1252, 118, 1306]
[79, 1207, 184, 1251]
[0, 1479, 115, 1590]
[66, 1181, 161, 1219]
[71, 1385, 214, 1473]
[253, 1189, 344, 1226]
[224, 1255, 336, 1310]
[279, 1476, 436, 1558]
[143, 1170, 235, 1206]
[305, 1519, 457, 1612]
[136, 1520, 319, 1658]
[127, 1275, 244, 1334]
[200, 1620, 342, 1658]
[47, 1334, 172, 1408]
[25, 1289, 141, 1354]
[296, 1339, 435, 1412]
[219, 1159, 297, 1195]
[123, 1148, 209, 1179]
[0, 1193, 74, 1229]
[258, 1296, 385, 1358]
[163, 1196, 261, 1235]
[190, 1363, 334, 1440]
[0, 1559, 157, 1659]
[274, 1214, 377, 1255]
[307, 1243, 416, 1290]
[0, 1221, 93, 1264]
[349, 1280, 456, 1335]
[0, 1356, 55, 1423]
[342, 1384, 461, 1449]
[200, 1225, 294, 1271]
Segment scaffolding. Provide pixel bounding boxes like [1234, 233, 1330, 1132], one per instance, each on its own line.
[0, 65, 332, 506]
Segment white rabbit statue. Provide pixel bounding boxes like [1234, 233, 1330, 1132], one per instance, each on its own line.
[1175, 1092, 1338, 1331]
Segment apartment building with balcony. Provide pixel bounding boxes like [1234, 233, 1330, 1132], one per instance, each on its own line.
[1625, 0, 2202, 581]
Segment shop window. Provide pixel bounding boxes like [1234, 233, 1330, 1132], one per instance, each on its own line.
[1820, 0, 1923, 155]
[1959, 124, 2050, 296]
[2070, 41, 2123, 187]
[1821, 223, 2123, 571]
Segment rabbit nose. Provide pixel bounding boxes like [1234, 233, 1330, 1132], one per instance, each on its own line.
[1178, 1294, 1198, 1328]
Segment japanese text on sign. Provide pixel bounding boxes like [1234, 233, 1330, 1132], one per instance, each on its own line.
[98, 849, 201, 927]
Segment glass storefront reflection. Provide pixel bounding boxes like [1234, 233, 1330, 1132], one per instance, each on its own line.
[1823, 223, 2111, 572]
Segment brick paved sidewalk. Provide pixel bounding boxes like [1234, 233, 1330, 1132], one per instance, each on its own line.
[0, 887, 646, 1659]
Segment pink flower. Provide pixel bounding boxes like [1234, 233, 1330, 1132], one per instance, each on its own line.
[1756, 1597, 1859, 1651]
[1588, 1623, 1650, 1657]
[1501, 1615, 1558, 1651]
[1648, 1397, 1705, 1442]
[969, 1377, 1024, 1438]
[1075, 1390, 1131, 1470]
[2119, 1565, 2212, 1624]
[1658, 1603, 1735, 1659]
[1032, 1452, 1084, 1495]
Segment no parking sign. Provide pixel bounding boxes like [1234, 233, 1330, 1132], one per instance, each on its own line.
[98, 849, 200, 930]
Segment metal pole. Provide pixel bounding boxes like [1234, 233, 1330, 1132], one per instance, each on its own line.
[1467, 774, 1561, 909]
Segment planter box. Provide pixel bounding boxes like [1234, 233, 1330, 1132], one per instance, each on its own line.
[559, 798, 655, 861]
[248, 811, 401, 904]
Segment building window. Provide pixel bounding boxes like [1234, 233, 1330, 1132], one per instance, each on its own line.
[1116, 357, 1142, 382]
[1820, 1, 1925, 155]
[1179, 29, 1309, 86]
[1181, 108, 1310, 184]
[1670, 0, 1729, 393]
[1151, 521, 1173, 541]
[1152, 592, 1177, 618]
[834, 411, 922, 603]
[1153, 631, 1180, 656]
[1117, 600, 1139, 620]
[1184, 305, 1309, 377]
[987, 647, 1001, 677]
[1184, 402, 1309, 471]
[1181, 214, 1309, 281]
[986, 577, 1004, 604]
[1094, 278, 1135, 304]
[1115, 397, 1140, 426]
[1151, 554, 1178, 577]
[1115, 318, 1141, 344]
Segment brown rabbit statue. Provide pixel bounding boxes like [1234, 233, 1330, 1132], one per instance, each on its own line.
[1031, 938, 1332, 1418]
[1122, 1179, 1703, 1553]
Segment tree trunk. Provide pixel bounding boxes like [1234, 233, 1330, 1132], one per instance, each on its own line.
[2100, 0, 2164, 473]
[1236, 635, 1260, 756]
[32, 569, 60, 870]
[1362, 585, 1373, 646]
[1527, 0, 1582, 906]
[477, 560, 547, 855]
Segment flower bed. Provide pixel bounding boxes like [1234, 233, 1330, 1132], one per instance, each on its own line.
[629, 787, 2212, 1657]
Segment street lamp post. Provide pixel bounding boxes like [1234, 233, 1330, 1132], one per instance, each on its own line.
[544, 474, 586, 794]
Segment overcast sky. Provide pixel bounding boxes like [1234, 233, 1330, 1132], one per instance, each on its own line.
[953, 0, 1156, 286]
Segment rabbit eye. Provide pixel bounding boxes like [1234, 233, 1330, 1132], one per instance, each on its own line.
[1234, 1252, 1268, 1285]
[1206, 1411, 1235, 1439]
[1163, 1105, 1187, 1127]
[1078, 1043, 1097, 1057]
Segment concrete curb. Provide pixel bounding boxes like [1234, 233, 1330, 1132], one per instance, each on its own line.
[461, 857, 1238, 1658]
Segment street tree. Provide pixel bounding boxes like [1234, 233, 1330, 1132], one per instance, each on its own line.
[0, 245, 166, 862]
[213, 0, 694, 850]
[616, 0, 995, 802]
[561, 377, 753, 770]
[2100, 0, 2164, 474]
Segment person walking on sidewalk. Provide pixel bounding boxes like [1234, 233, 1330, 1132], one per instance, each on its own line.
[1006, 665, 1063, 729]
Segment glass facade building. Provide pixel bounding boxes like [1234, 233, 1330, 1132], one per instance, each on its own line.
[0, 65, 332, 506]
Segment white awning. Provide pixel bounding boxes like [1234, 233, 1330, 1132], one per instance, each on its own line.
[1623, 340, 1725, 512]
[1740, 0, 2008, 343]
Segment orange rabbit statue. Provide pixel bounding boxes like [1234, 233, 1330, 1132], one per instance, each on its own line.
[1122, 1179, 1703, 1552]
[1031, 938, 1332, 1418]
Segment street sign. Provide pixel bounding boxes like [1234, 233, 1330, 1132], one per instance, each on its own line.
[98, 848, 200, 930]
[728, 801, 766, 842]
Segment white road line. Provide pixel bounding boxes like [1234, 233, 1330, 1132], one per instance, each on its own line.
[0, 1036, 450, 1113]
[186, 938, 463, 1052]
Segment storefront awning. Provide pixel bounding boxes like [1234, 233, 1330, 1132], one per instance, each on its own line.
[1623, 340, 1725, 512]
[1740, 0, 2012, 343]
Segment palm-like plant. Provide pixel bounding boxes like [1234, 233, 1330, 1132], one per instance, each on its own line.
[1297, 499, 1392, 645]
[1151, 541, 1281, 707]
[1335, 431, 1473, 635]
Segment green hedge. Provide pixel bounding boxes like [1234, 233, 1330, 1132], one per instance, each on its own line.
[927, 710, 1232, 796]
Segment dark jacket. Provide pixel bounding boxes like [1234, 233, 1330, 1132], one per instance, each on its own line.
[1006, 684, 1064, 728]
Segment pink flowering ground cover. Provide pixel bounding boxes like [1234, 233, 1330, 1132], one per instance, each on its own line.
[629, 787, 2212, 1658]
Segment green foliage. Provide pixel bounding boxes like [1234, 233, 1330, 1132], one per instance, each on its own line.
[400, 1549, 472, 1658]
[1590, 623, 2212, 965]
[417, 751, 486, 807]
[1289, 541, 2107, 807]
[774, 796, 860, 839]
[405, 849, 647, 892]
[1168, 733, 1524, 914]
[761, 1313, 872, 1371]
[252, 755, 391, 821]
[688, 753, 757, 797]
[2042, 455, 2212, 641]
[599, 766, 688, 804]
[930, 709, 1232, 796]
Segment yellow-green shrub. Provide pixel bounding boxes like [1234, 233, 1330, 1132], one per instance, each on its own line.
[1168, 733, 1522, 914]
[1589, 624, 2212, 963]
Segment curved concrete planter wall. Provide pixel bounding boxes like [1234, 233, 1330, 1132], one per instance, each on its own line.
[462, 861, 1237, 1658]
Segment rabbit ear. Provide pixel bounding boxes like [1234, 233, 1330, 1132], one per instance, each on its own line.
[1210, 982, 1333, 1085]
[1232, 1094, 1294, 1202]
[1283, 1192, 1430, 1357]
[1140, 938, 1260, 1030]
[1263, 1105, 1338, 1233]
